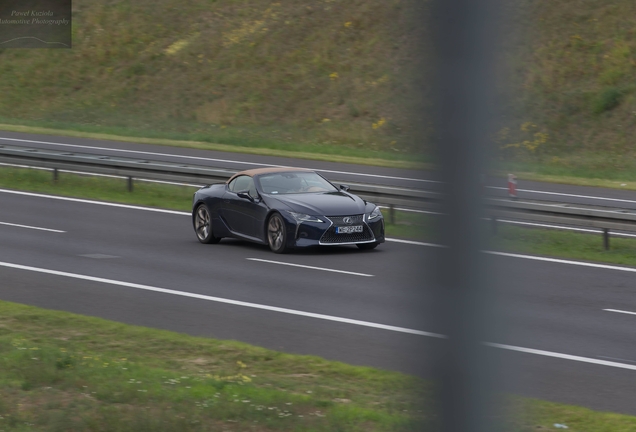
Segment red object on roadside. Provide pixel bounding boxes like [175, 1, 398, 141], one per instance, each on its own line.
[508, 174, 517, 199]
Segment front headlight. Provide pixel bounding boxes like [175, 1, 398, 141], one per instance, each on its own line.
[367, 206, 382, 221]
[289, 212, 324, 223]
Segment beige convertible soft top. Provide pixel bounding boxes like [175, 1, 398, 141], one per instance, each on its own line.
[226, 167, 312, 183]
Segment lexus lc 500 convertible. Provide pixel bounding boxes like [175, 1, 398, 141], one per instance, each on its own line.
[191, 167, 385, 253]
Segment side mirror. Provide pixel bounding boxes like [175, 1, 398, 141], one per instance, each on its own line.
[339, 184, 350, 192]
[237, 191, 254, 202]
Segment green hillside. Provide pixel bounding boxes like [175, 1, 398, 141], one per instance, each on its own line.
[498, 0, 636, 178]
[1, 0, 635, 175]
[0, 0, 420, 158]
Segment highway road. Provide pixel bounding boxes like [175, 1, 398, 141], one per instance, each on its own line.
[3, 185, 636, 416]
[3, 130, 636, 414]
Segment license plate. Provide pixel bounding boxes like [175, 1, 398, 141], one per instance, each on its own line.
[336, 225, 363, 234]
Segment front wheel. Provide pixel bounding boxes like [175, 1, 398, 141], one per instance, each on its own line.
[267, 213, 288, 253]
[194, 204, 220, 244]
[357, 242, 379, 250]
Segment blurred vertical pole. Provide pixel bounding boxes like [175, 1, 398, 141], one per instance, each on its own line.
[431, 0, 502, 430]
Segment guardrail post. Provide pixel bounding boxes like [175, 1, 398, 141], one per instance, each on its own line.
[53, 168, 59, 183]
[603, 228, 610, 250]
[127, 176, 133, 192]
[389, 204, 396, 225]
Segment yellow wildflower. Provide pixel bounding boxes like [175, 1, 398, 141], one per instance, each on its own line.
[372, 118, 386, 129]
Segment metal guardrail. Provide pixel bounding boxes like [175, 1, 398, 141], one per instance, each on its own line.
[485, 199, 636, 250]
[0, 144, 237, 186]
[0, 144, 440, 208]
[487, 199, 636, 231]
[1, 144, 636, 248]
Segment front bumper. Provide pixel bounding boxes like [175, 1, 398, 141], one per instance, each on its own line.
[286, 214, 385, 248]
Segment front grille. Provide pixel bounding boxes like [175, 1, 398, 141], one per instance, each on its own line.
[320, 214, 375, 244]
[328, 215, 364, 225]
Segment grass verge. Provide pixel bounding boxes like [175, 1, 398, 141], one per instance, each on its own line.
[2, 302, 636, 431]
[0, 301, 429, 432]
[491, 223, 636, 266]
[390, 209, 636, 267]
[494, 157, 636, 192]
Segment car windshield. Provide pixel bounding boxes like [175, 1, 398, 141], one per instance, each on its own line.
[257, 172, 338, 195]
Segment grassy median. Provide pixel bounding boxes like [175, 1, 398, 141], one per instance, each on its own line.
[3, 301, 636, 431]
[0, 301, 429, 432]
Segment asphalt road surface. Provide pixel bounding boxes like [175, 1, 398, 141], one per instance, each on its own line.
[3, 186, 636, 416]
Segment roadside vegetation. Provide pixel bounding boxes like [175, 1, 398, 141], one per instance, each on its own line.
[495, 0, 636, 184]
[2, 0, 636, 185]
[2, 300, 636, 431]
[0, 301, 429, 432]
[0, 0, 424, 159]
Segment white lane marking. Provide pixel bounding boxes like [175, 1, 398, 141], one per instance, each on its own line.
[386, 238, 443, 247]
[488, 186, 636, 205]
[597, 356, 636, 364]
[0, 136, 435, 183]
[485, 342, 636, 372]
[604, 309, 636, 316]
[497, 219, 636, 238]
[0, 260, 433, 337]
[0, 221, 65, 233]
[486, 251, 636, 273]
[247, 258, 374, 277]
[2, 259, 636, 372]
[0, 188, 190, 215]
[0, 162, 50, 171]
[137, 178, 203, 187]
[378, 206, 441, 215]
[389, 239, 636, 274]
[382, 206, 636, 238]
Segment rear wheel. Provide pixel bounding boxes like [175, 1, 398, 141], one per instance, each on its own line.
[357, 242, 379, 250]
[267, 213, 287, 253]
[194, 204, 220, 244]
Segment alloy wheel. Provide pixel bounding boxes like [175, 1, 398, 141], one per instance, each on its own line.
[267, 214, 286, 253]
[195, 205, 211, 241]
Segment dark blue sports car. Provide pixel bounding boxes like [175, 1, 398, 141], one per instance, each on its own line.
[192, 167, 385, 253]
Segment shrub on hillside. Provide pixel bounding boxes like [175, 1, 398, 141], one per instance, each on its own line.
[592, 87, 623, 114]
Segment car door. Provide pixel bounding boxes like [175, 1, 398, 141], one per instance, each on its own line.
[221, 176, 262, 239]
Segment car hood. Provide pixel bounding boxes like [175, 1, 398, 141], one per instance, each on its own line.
[267, 191, 366, 216]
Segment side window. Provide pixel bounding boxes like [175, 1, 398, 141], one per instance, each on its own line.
[248, 180, 258, 198]
[229, 175, 254, 194]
